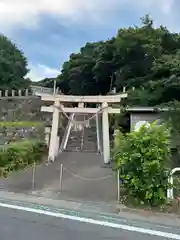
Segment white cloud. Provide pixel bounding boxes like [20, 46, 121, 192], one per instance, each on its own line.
[27, 63, 60, 81]
[0, 0, 176, 32]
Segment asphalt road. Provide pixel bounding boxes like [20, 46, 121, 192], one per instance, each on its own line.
[0, 206, 174, 240]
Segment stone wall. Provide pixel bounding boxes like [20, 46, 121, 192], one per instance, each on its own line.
[0, 98, 52, 122]
[0, 98, 68, 147]
[0, 98, 50, 146]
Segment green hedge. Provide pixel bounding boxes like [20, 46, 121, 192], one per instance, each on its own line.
[113, 122, 171, 206]
[0, 140, 47, 177]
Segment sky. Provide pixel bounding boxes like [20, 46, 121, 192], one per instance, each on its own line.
[0, 0, 179, 81]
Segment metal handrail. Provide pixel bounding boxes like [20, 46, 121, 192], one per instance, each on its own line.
[59, 113, 75, 151]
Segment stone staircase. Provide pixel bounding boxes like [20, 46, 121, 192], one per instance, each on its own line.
[66, 129, 82, 152]
[65, 114, 97, 152]
[82, 126, 97, 152]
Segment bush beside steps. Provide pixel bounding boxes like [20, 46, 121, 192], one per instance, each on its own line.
[113, 122, 172, 207]
[0, 140, 47, 178]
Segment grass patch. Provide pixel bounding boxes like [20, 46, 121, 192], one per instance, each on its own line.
[0, 140, 47, 178]
[0, 121, 44, 127]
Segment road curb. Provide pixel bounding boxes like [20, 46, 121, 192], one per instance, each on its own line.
[116, 203, 180, 218]
[116, 203, 180, 228]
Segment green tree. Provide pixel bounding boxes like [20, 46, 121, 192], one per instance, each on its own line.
[34, 77, 55, 88]
[0, 34, 29, 89]
[37, 14, 180, 106]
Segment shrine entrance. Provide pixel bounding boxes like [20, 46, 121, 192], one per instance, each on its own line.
[36, 92, 127, 164]
[0, 89, 127, 206]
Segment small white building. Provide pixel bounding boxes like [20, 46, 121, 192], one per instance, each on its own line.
[127, 107, 163, 131]
[126, 107, 180, 167]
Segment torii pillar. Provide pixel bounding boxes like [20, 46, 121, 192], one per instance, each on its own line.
[48, 100, 60, 162]
[102, 102, 110, 164]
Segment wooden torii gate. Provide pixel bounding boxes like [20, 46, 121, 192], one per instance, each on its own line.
[36, 92, 127, 164]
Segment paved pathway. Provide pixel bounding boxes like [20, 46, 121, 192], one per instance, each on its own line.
[0, 152, 117, 207]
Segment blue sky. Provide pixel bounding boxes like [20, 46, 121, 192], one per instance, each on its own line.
[0, 0, 179, 81]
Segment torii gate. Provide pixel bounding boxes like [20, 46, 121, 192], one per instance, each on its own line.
[35, 92, 127, 164]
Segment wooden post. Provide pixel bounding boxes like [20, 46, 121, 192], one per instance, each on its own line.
[18, 89, 22, 96]
[12, 90, 15, 97]
[25, 89, 29, 96]
[59, 164, 63, 192]
[117, 169, 120, 202]
[5, 90, 8, 97]
[32, 162, 36, 190]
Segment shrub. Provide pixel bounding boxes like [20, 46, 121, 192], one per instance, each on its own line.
[113, 122, 172, 206]
[0, 140, 47, 177]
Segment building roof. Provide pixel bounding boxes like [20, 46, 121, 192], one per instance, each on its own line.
[126, 106, 169, 112]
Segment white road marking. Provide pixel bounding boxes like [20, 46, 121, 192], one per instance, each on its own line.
[0, 202, 179, 239]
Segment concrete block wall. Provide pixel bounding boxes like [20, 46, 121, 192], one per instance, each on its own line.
[130, 112, 161, 131]
[0, 86, 53, 98]
[130, 112, 180, 148]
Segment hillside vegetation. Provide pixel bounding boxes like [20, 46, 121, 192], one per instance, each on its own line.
[37, 15, 180, 107]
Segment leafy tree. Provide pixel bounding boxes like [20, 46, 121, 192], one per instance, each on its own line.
[37, 14, 180, 107]
[0, 34, 29, 90]
[34, 77, 56, 88]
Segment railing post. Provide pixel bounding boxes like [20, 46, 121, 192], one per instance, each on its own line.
[59, 164, 63, 192]
[18, 89, 22, 96]
[167, 167, 180, 199]
[117, 169, 120, 202]
[5, 90, 8, 97]
[25, 89, 29, 96]
[32, 162, 36, 190]
[12, 90, 15, 97]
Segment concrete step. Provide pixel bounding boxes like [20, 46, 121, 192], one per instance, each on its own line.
[82, 126, 97, 152]
[66, 114, 98, 152]
[66, 129, 82, 151]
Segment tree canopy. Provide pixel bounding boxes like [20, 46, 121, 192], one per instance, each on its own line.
[0, 34, 29, 90]
[38, 15, 180, 106]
